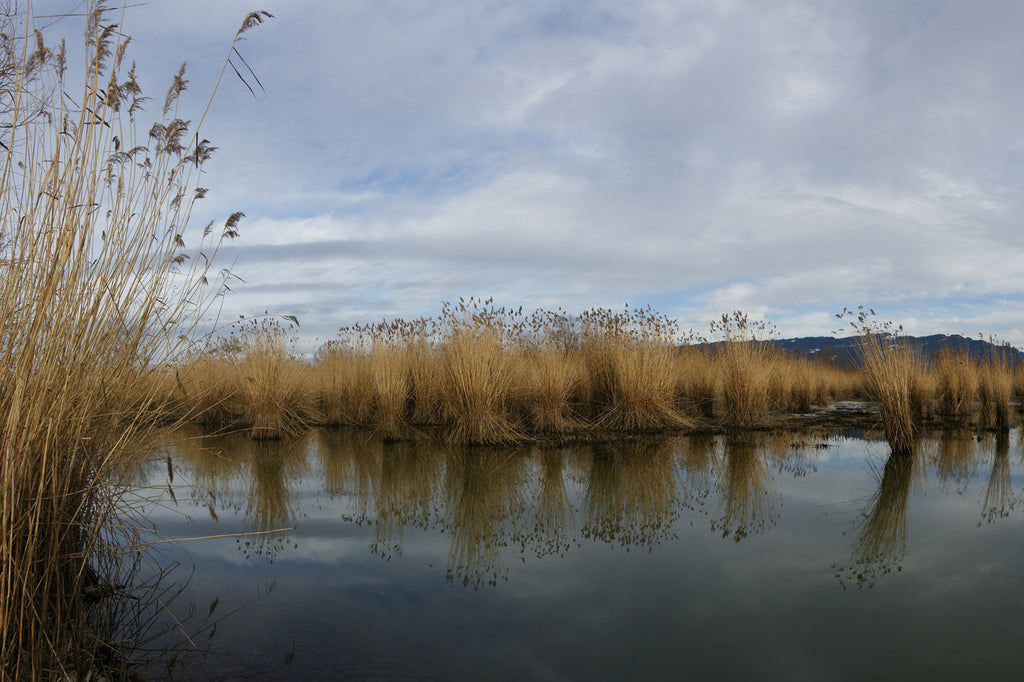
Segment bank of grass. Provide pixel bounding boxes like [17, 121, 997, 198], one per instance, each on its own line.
[171, 302, 1024, 446]
[168, 301, 866, 443]
[0, 4, 270, 677]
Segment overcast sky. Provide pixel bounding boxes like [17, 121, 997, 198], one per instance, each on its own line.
[33, 1, 1024, 345]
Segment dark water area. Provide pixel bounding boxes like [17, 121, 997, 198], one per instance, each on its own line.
[125, 426, 1024, 681]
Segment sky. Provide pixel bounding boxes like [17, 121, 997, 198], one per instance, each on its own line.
[29, 0, 1024, 346]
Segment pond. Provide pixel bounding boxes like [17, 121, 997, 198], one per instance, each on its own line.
[123, 426, 1024, 680]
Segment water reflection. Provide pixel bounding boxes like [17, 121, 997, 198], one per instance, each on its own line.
[935, 429, 977, 492]
[842, 448, 921, 588]
[581, 439, 679, 549]
[716, 436, 776, 541]
[983, 431, 1013, 523]
[155, 427, 1023, 590]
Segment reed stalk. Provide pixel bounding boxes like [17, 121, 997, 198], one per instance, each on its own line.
[0, 4, 269, 676]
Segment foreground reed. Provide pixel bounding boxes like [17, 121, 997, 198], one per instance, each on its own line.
[0, 4, 269, 677]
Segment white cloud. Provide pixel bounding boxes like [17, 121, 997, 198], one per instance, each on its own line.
[25, 0, 1024, 345]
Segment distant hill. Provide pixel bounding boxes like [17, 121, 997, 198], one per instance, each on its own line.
[766, 334, 1024, 368]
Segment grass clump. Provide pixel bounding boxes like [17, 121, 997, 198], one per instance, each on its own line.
[712, 312, 778, 428]
[438, 299, 524, 445]
[933, 348, 977, 417]
[978, 341, 1013, 429]
[234, 319, 317, 440]
[580, 305, 693, 432]
[838, 307, 926, 456]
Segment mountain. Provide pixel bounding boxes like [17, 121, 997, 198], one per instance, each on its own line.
[766, 334, 1024, 368]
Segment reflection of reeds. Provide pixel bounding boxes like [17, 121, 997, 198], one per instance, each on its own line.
[245, 436, 309, 539]
[717, 437, 775, 540]
[849, 451, 917, 574]
[443, 449, 528, 585]
[532, 449, 575, 550]
[375, 442, 443, 546]
[581, 440, 679, 547]
[982, 431, 1012, 523]
[316, 429, 381, 520]
[677, 435, 718, 504]
[934, 429, 976, 491]
[166, 429, 249, 497]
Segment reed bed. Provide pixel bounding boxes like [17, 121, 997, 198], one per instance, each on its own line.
[0, 4, 270, 677]
[167, 301, 1024, 446]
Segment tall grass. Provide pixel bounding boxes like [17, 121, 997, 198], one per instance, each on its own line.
[438, 299, 523, 445]
[0, 4, 269, 676]
[234, 320, 317, 439]
[933, 348, 977, 416]
[580, 305, 692, 431]
[978, 342, 1013, 429]
[840, 307, 925, 457]
[169, 302, 1021, 443]
[713, 312, 777, 428]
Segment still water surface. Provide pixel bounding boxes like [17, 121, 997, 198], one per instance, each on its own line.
[128, 427, 1024, 680]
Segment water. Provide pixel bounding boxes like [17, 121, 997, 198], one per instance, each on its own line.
[125, 427, 1024, 680]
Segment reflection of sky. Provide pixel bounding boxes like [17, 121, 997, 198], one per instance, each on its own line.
[133, 429, 1024, 680]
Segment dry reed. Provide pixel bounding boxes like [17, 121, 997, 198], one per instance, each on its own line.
[713, 312, 777, 428]
[0, 4, 271, 677]
[839, 307, 925, 457]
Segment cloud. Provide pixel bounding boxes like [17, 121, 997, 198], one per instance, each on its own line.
[30, 0, 1024, 345]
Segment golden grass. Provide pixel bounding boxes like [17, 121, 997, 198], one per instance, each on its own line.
[580, 305, 693, 431]
[933, 348, 977, 416]
[839, 308, 927, 457]
[235, 321, 317, 440]
[0, 4, 270, 676]
[713, 313, 777, 428]
[440, 314, 522, 445]
[166, 302, 1023, 445]
[978, 345, 1013, 429]
[316, 340, 375, 427]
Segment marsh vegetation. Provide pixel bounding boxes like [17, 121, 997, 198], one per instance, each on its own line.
[159, 302, 1023, 454]
[2, 2, 1024, 680]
